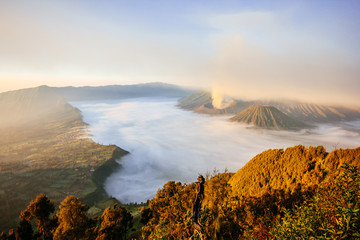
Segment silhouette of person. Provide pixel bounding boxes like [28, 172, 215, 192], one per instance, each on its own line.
[192, 174, 205, 228]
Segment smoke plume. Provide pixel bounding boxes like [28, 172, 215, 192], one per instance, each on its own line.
[211, 87, 234, 109]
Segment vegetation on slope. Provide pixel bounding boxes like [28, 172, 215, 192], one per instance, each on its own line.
[271, 164, 360, 239]
[0, 194, 133, 240]
[1, 145, 360, 239]
[2, 85, 360, 238]
[0, 84, 192, 233]
[139, 145, 360, 239]
[0, 86, 128, 232]
[229, 145, 360, 198]
[139, 171, 316, 239]
[229, 105, 310, 130]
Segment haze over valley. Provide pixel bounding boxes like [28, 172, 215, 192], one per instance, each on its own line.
[73, 97, 360, 203]
[1, 1, 360, 238]
[0, 83, 359, 235]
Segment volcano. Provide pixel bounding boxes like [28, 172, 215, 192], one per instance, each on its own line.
[230, 105, 310, 130]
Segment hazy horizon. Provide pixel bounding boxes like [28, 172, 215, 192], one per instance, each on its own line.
[73, 98, 360, 203]
[2, 83, 360, 110]
[1, 1, 360, 107]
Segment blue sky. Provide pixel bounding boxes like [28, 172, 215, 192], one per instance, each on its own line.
[0, 0, 359, 105]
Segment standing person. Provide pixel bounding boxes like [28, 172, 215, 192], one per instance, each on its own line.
[192, 175, 205, 228]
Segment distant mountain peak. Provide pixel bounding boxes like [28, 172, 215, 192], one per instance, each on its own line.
[178, 91, 360, 123]
[230, 105, 310, 130]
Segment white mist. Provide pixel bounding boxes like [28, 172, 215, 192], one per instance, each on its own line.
[72, 98, 360, 203]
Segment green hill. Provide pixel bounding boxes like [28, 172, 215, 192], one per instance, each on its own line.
[229, 105, 310, 130]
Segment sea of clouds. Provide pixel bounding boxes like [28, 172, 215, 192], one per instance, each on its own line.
[72, 98, 360, 203]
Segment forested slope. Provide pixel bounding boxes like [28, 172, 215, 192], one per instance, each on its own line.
[229, 145, 360, 198]
[2, 145, 360, 239]
[140, 145, 360, 239]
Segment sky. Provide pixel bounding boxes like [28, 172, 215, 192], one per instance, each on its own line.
[1, 0, 360, 106]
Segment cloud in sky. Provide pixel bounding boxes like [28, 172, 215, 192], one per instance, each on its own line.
[73, 98, 360, 203]
[1, 1, 359, 106]
[205, 9, 360, 106]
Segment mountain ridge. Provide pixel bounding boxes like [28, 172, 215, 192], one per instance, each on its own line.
[178, 91, 360, 124]
[0, 83, 193, 127]
[52, 82, 193, 101]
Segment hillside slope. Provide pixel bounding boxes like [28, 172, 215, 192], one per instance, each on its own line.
[230, 105, 310, 130]
[255, 99, 360, 123]
[229, 145, 360, 198]
[0, 85, 75, 127]
[0, 85, 129, 231]
[177, 91, 212, 110]
[177, 91, 248, 115]
[140, 145, 360, 239]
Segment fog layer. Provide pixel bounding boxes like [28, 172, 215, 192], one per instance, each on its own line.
[72, 99, 360, 203]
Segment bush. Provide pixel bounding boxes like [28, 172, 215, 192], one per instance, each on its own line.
[271, 164, 360, 239]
